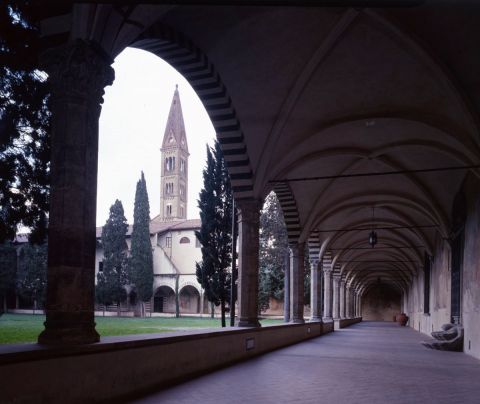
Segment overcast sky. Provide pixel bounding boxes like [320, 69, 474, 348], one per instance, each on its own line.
[97, 47, 216, 226]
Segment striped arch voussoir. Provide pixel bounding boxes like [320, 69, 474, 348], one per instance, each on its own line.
[132, 24, 254, 200]
[308, 231, 320, 261]
[273, 182, 301, 245]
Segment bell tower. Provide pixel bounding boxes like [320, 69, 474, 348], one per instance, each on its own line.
[160, 85, 189, 222]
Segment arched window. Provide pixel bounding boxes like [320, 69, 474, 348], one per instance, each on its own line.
[179, 237, 190, 244]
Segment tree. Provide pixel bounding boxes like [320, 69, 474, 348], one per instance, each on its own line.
[16, 243, 47, 311]
[258, 192, 289, 312]
[0, 243, 17, 313]
[129, 172, 153, 317]
[196, 141, 233, 327]
[1, 2, 50, 243]
[96, 200, 129, 315]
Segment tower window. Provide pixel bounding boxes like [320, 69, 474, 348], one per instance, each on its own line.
[180, 237, 190, 244]
[180, 159, 185, 173]
[180, 206, 184, 217]
[165, 183, 174, 195]
[166, 236, 172, 248]
[165, 157, 176, 172]
[166, 204, 172, 216]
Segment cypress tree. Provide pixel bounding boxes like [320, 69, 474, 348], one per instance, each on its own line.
[196, 141, 232, 327]
[1, 3, 50, 243]
[259, 192, 288, 312]
[129, 172, 153, 317]
[96, 200, 129, 315]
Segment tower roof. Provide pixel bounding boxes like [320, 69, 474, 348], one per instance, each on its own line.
[161, 85, 189, 154]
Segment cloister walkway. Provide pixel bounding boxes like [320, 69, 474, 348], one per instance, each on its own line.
[132, 322, 480, 404]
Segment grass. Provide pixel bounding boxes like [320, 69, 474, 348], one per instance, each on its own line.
[0, 314, 282, 344]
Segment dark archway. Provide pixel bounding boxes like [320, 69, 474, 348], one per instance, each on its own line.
[179, 285, 201, 314]
[362, 283, 401, 321]
[153, 286, 176, 313]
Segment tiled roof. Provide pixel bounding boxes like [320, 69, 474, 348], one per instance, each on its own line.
[96, 218, 201, 239]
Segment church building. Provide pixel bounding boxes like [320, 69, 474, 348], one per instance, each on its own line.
[95, 86, 204, 316]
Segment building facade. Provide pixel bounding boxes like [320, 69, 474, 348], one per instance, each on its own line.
[95, 87, 203, 315]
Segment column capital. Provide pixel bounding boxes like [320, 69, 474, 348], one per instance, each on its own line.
[288, 241, 305, 255]
[322, 266, 333, 275]
[309, 258, 319, 268]
[41, 39, 114, 106]
[236, 198, 262, 223]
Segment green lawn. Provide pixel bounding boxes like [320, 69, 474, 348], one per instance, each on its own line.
[0, 314, 282, 344]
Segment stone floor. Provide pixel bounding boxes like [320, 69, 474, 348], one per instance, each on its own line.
[131, 322, 480, 404]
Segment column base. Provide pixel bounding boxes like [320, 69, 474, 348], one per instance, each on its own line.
[38, 312, 99, 345]
[38, 326, 100, 345]
[237, 318, 261, 327]
[309, 316, 323, 322]
[290, 318, 305, 324]
[323, 316, 333, 322]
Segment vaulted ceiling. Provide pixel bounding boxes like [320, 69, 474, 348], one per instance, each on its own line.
[37, 2, 480, 295]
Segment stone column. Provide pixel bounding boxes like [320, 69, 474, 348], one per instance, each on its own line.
[345, 286, 352, 318]
[352, 290, 357, 318]
[356, 292, 361, 317]
[290, 243, 305, 324]
[310, 259, 322, 321]
[353, 291, 357, 318]
[322, 262, 333, 321]
[332, 274, 340, 320]
[350, 289, 355, 318]
[283, 250, 290, 323]
[38, 40, 114, 345]
[358, 293, 362, 317]
[236, 199, 261, 327]
[339, 279, 346, 319]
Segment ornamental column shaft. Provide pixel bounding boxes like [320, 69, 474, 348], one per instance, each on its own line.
[332, 274, 340, 319]
[290, 243, 305, 324]
[283, 250, 290, 322]
[236, 199, 261, 327]
[38, 40, 114, 345]
[339, 280, 346, 319]
[346, 286, 352, 318]
[353, 290, 357, 317]
[322, 261, 333, 321]
[310, 259, 321, 321]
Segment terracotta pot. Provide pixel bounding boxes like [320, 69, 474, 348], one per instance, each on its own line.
[397, 313, 408, 326]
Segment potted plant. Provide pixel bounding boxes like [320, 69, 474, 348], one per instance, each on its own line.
[397, 313, 409, 326]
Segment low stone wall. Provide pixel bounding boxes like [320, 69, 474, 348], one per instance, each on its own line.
[0, 321, 333, 403]
[334, 317, 362, 329]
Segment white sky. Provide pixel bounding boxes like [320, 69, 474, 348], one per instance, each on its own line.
[97, 47, 216, 226]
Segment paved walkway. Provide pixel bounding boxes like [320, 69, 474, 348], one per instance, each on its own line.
[132, 322, 480, 404]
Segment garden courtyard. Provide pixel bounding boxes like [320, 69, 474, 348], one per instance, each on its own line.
[0, 314, 282, 344]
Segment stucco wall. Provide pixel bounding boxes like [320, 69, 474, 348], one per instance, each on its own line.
[405, 234, 451, 336]
[362, 285, 400, 321]
[462, 176, 480, 360]
[404, 176, 480, 360]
